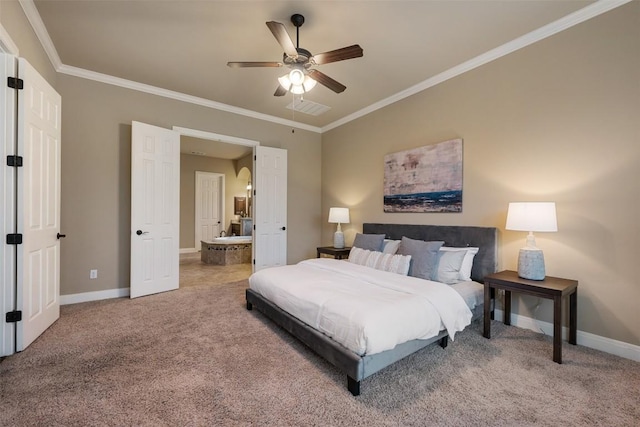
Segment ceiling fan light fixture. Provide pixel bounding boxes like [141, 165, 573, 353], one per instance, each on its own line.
[289, 69, 305, 85]
[303, 75, 317, 92]
[290, 84, 305, 95]
[278, 70, 317, 94]
[278, 74, 292, 91]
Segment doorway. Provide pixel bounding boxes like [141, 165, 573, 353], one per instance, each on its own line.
[175, 127, 258, 288]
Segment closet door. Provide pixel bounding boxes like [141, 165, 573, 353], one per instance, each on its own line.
[16, 57, 62, 351]
[0, 53, 18, 356]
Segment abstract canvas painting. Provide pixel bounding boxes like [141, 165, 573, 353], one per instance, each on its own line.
[384, 139, 463, 213]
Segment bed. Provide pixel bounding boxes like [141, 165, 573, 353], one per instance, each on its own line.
[245, 223, 498, 395]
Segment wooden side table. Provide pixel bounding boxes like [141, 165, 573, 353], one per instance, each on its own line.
[483, 270, 578, 364]
[316, 246, 351, 260]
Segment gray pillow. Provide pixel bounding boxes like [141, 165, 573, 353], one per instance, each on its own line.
[352, 233, 385, 251]
[397, 237, 445, 280]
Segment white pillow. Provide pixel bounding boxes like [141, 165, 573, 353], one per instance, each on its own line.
[382, 239, 401, 254]
[349, 247, 411, 275]
[373, 252, 412, 275]
[439, 247, 479, 281]
[349, 247, 370, 265]
[435, 250, 467, 285]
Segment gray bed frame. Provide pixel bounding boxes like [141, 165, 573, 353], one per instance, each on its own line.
[245, 223, 498, 396]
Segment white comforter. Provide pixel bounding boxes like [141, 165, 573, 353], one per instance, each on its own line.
[249, 258, 473, 356]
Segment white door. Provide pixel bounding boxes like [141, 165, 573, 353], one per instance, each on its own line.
[253, 146, 287, 270]
[130, 121, 180, 298]
[0, 53, 18, 356]
[195, 171, 223, 248]
[16, 57, 62, 351]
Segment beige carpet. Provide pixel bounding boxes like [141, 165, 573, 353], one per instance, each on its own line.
[1, 277, 639, 426]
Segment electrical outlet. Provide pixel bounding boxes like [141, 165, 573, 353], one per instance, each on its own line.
[90, 269, 98, 279]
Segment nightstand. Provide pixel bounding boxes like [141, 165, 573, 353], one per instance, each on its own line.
[483, 270, 578, 364]
[316, 246, 351, 260]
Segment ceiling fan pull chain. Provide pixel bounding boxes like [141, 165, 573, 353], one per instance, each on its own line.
[291, 92, 296, 133]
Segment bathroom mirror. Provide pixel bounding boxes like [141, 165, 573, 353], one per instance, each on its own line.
[234, 197, 247, 216]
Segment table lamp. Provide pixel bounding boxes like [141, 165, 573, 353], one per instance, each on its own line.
[506, 202, 557, 280]
[328, 207, 350, 249]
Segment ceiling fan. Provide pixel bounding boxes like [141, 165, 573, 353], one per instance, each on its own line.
[227, 13, 363, 96]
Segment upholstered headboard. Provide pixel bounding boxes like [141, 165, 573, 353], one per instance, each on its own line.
[362, 223, 498, 282]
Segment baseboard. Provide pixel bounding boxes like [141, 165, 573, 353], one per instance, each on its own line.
[60, 288, 129, 305]
[493, 309, 640, 362]
[180, 248, 198, 254]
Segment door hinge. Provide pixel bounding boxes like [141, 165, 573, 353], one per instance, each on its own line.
[6, 310, 22, 323]
[7, 155, 23, 167]
[7, 77, 24, 90]
[252, 259, 255, 265]
[6, 233, 23, 245]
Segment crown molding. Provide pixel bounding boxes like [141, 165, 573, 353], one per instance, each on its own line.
[18, 0, 61, 69]
[0, 23, 19, 55]
[321, 0, 634, 132]
[18, 0, 632, 134]
[57, 63, 321, 133]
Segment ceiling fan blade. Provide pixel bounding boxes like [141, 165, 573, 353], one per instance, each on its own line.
[266, 21, 298, 58]
[227, 61, 282, 68]
[307, 69, 347, 93]
[274, 85, 287, 97]
[312, 44, 363, 65]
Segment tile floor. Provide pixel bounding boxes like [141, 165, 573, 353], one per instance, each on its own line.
[179, 252, 252, 287]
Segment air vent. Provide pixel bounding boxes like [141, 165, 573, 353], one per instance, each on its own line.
[190, 151, 206, 156]
[286, 100, 331, 116]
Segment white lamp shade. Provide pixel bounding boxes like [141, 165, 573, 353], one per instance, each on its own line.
[303, 75, 317, 91]
[506, 202, 557, 232]
[328, 207, 350, 224]
[289, 69, 304, 85]
[278, 74, 292, 90]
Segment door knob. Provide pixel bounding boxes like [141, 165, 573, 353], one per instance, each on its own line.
[56, 233, 66, 239]
[136, 230, 148, 236]
[281, 226, 286, 231]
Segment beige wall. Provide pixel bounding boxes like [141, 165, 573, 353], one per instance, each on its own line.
[54, 74, 321, 295]
[179, 153, 252, 249]
[322, 3, 640, 346]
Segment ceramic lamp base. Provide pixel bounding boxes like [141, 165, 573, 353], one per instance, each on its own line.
[517, 248, 546, 280]
[333, 231, 345, 249]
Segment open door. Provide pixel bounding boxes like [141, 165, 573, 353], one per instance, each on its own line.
[130, 121, 180, 298]
[253, 146, 287, 270]
[1, 53, 18, 356]
[16, 57, 62, 351]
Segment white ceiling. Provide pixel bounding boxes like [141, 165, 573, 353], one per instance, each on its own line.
[29, 0, 612, 134]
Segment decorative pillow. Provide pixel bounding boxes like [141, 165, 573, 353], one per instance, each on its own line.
[397, 237, 444, 280]
[365, 250, 383, 269]
[349, 247, 411, 275]
[348, 247, 370, 265]
[374, 253, 412, 275]
[382, 239, 401, 254]
[352, 233, 385, 252]
[435, 250, 467, 285]
[440, 247, 479, 281]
